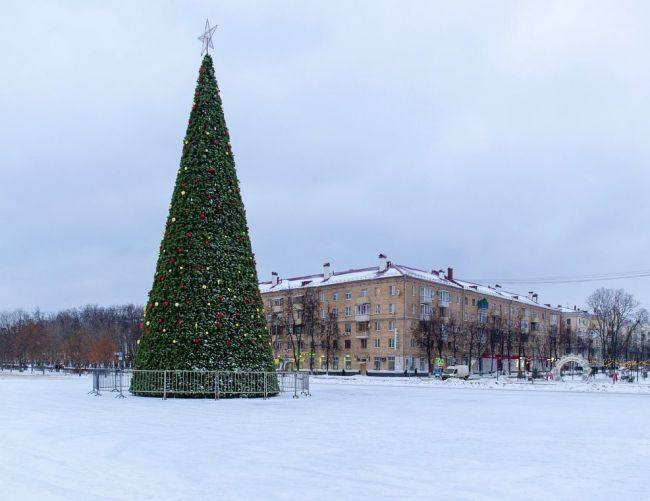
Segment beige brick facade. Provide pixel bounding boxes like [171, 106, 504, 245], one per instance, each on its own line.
[260, 256, 561, 374]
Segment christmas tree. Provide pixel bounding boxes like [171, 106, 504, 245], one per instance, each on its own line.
[131, 52, 276, 396]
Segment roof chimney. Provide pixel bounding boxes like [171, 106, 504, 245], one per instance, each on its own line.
[447, 267, 454, 281]
[378, 254, 387, 272]
[532, 293, 538, 303]
[323, 262, 331, 280]
[271, 272, 279, 286]
[528, 291, 534, 300]
[495, 284, 502, 289]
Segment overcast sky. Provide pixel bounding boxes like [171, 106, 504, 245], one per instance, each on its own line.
[1, 1, 649, 312]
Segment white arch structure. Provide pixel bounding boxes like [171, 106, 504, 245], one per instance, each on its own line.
[552, 354, 591, 380]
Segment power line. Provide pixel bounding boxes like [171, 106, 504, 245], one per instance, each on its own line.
[462, 270, 650, 285]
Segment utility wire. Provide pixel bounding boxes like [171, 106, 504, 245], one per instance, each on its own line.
[462, 270, 650, 285]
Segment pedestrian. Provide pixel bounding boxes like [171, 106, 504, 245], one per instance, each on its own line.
[404, 368, 408, 377]
[341, 368, 346, 376]
[415, 368, 418, 376]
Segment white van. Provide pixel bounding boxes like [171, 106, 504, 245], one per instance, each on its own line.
[442, 365, 469, 380]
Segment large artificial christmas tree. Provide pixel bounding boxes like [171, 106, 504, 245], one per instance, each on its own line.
[132, 53, 276, 396]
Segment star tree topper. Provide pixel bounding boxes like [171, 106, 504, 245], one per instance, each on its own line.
[198, 19, 218, 56]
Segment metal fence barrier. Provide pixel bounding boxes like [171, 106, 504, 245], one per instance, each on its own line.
[91, 370, 310, 399]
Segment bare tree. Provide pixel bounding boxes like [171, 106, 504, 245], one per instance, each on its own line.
[318, 306, 340, 374]
[282, 286, 304, 371]
[411, 308, 445, 375]
[588, 288, 642, 367]
[301, 289, 321, 374]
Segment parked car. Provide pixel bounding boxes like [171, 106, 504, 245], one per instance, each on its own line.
[442, 365, 469, 380]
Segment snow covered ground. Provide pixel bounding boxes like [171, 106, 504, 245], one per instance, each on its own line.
[1, 372, 649, 500]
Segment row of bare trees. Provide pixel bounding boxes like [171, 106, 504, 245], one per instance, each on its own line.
[412, 313, 593, 376]
[269, 288, 341, 373]
[412, 287, 649, 375]
[0, 305, 143, 370]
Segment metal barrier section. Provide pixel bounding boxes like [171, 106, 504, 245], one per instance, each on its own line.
[90, 370, 310, 399]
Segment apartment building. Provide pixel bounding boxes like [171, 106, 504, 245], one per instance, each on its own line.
[259, 254, 561, 374]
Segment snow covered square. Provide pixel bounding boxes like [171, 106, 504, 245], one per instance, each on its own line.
[1, 372, 649, 500]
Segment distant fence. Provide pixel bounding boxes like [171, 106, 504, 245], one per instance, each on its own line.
[91, 370, 309, 399]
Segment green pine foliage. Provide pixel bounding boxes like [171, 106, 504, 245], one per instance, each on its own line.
[133, 55, 275, 376]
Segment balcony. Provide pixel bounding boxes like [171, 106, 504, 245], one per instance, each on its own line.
[355, 313, 370, 322]
[355, 331, 369, 339]
[272, 305, 283, 313]
[438, 299, 450, 308]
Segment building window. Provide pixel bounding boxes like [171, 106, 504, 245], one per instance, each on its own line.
[286, 341, 292, 349]
[320, 357, 326, 370]
[388, 320, 396, 331]
[356, 321, 369, 332]
[360, 338, 368, 349]
[478, 311, 487, 323]
[410, 338, 417, 348]
[456, 295, 461, 304]
[332, 356, 339, 370]
[389, 285, 397, 296]
[438, 290, 451, 303]
[419, 358, 426, 372]
[345, 290, 352, 300]
[388, 357, 395, 370]
[374, 357, 381, 370]
[374, 287, 380, 297]
[331, 308, 338, 317]
[319, 308, 326, 318]
[388, 337, 395, 349]
[344, 322, 352, 334]
[375, 304, 381, 314]
[333, 340, 338, 349]
[272, 297, 284, 307]
[412, 285, 416, 296]
[360, 288, 368, 297]
[374, 321, 381, 331]
[388, 303, 395, 314]
[273, 341, 281, 350]
[464, 297, 468, 306]
[345, 356, 352, 370]
[345, 306, 352, 317]
[344, 339, 351, 349]
[471, 298, 476, 306]
[411, 304, 416, 314]
[319, 292, 326, 302]
[332, 291, 339, 301]
[374, 338, 380, 348]
[356, 303, 369, 315]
